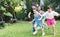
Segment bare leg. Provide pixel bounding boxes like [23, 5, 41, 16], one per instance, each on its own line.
[41, 26, 45, 36]
[52, 25, 56, 36]
[33, 24, 37, 35]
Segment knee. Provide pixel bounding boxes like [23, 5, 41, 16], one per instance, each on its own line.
[34, 24, 37, 28]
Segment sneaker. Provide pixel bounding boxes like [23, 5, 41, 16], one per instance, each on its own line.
[42, 32, 45, 36]
[54, 32, 56, 37]
[33, 31, 37, 35]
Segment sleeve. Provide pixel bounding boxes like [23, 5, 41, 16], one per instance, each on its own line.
[53, 11, 59, 16]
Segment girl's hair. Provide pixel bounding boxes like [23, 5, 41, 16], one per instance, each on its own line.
[47, 6, 53, 9]
[31, 2, 39, 8]
[38, 6, 43, 10]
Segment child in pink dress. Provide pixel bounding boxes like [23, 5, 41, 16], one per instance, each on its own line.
[43, 6, 60, 36]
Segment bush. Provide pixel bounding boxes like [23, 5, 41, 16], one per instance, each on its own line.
[16, 9, 27, 20]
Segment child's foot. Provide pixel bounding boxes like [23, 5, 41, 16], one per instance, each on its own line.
[33, 31, 37, 35]
[42, 32, 45, 36]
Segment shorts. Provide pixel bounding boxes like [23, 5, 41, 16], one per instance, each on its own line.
[46, 18, 56, 27]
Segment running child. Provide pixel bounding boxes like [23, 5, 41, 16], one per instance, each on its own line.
[32, 8, 45, 36]
[43, 6, 60, 36]
[37, 6, 47, 29]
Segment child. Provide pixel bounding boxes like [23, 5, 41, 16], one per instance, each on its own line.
[43, 6, 60, 36]
[32, 8, 45, 36]
[38, 6, 47, 29]
[28, 3, 39, 32]
[28, 2, 39, 18]
[38, 6, 46, 23]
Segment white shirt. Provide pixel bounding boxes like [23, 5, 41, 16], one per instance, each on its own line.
[43, 11, 59, 19]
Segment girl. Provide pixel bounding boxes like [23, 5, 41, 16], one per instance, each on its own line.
[38, 6, 47, 29]
[43, 6, 60, 36]
[32, 8, 45, 36]
[28, 3, 39, 33]
[38, 6, 46, 24]
[28, 2, 39, 18]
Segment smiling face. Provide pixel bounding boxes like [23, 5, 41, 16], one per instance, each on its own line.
[33, 9, 38, 14]
[47, 7, 52, 13]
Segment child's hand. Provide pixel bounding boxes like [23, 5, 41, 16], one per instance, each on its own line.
[38, 19, 41, 20]
[38, 18, 42, 20]
[59, 14, 60, 16]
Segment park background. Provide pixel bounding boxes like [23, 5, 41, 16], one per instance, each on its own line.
[0, 0, 60, 37]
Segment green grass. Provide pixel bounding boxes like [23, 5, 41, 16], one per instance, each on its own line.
[0, 21, 60, 37]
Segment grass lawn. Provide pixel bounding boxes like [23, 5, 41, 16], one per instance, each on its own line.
[0, 21, 60, 37]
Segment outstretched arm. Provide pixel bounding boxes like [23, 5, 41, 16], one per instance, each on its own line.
[57, 14, 60, 16]
[54, 11, 60, 16]
[55, 13, 60, 16]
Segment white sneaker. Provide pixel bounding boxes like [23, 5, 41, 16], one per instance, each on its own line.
[33, 31, 37, 35]
[54, 32, 56, 37]
[42, 32, 45, 36]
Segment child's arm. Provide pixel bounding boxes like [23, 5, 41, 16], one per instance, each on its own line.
[56, 14, 60, 16]
[29, 19, 35, 23]
[28, 12, 31, 18]
[55, 14, 60, 16]
[32, 19, 35, 22]
[39, 15, 43, 20]
[38, 11, 46, 20]
[38, 12, 43, 20]
[54, 11, 60, 16]
[38, 12, 42, 16]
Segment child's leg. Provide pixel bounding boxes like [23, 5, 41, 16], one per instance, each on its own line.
[41, 26, 45, 36]
[52, 25, 55, 32]
[33, 24, 37, 35]
[46, 19, 51, 29]
[52, 25, 56, 36]
[51, 18, 56, 36]
[32, 21, 35, 32]
[34, 24, 37, 31]
[37, 26, 40, 30]
[32, 27, 35, 32]
[43, 22, 48, 28]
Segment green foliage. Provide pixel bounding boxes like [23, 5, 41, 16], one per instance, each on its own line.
[0, 6, 13, 17]
[43, 0, 59, 11]
[26, 0, 40, 12]
[0, 6, 6, 11]
[4, 12, 13, 17]
[0, 0, 60, 21]
[11, 0, 21, 7]
[14, 6, 23, 13]
[16, 9, 27, 20]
